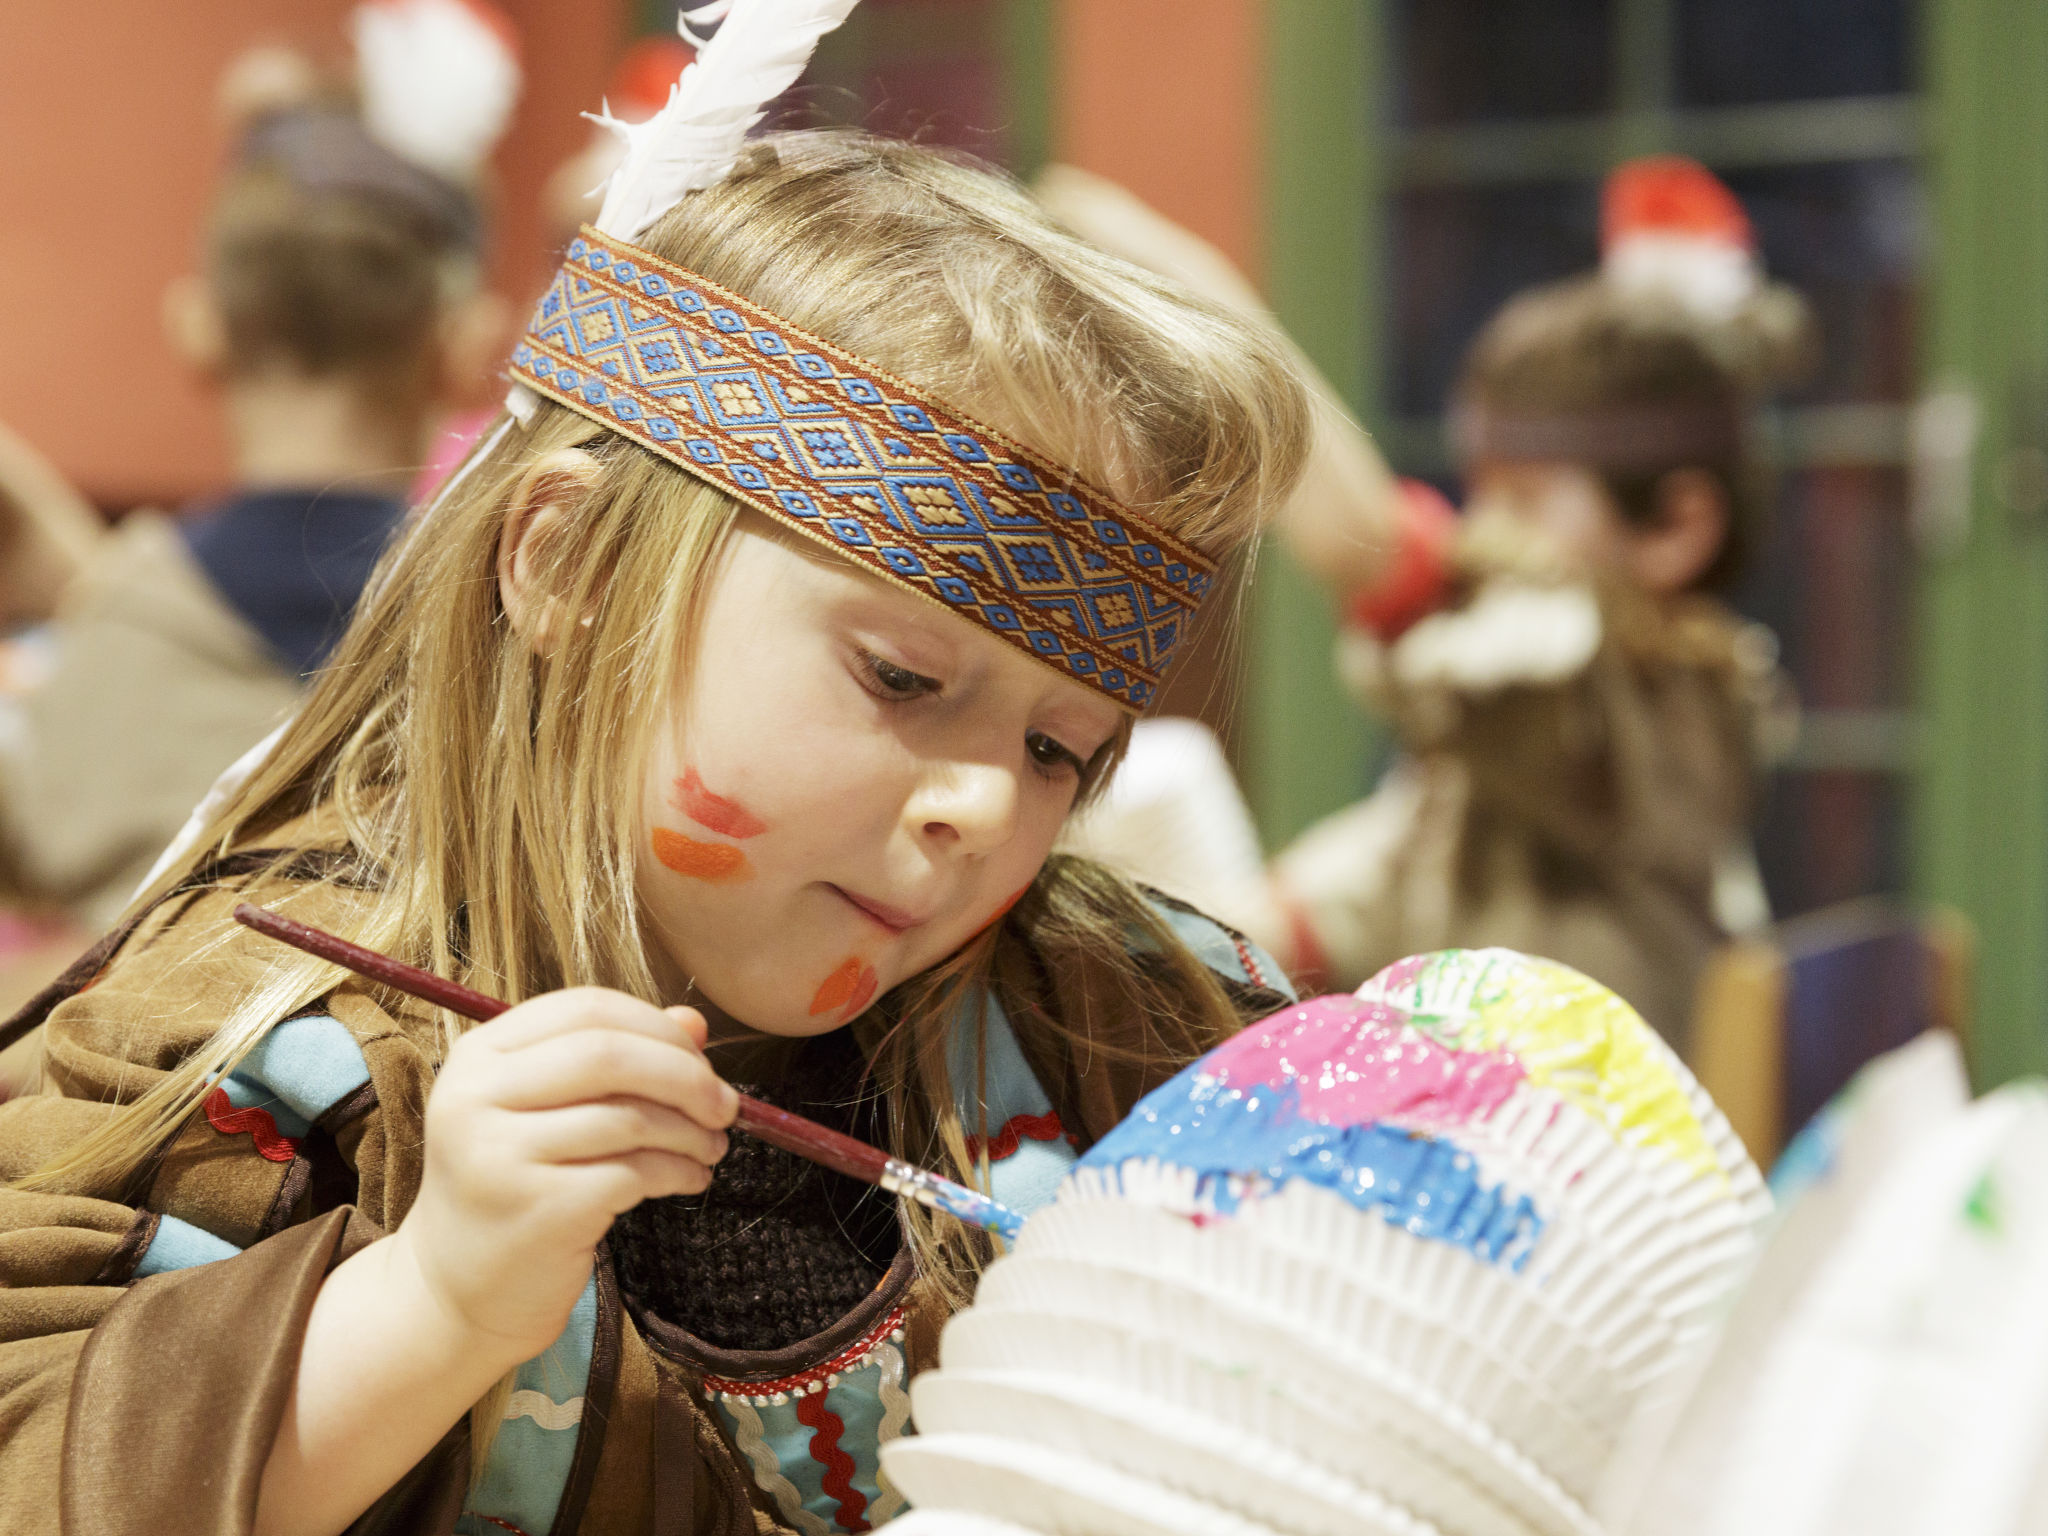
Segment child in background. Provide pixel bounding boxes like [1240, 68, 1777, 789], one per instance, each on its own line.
[0, 422, 106, 1027]
[1043, 158, 1806, 1051]
[0, 24, 1308, 1533]
[0, 2, 516, 936]
[1275, 158, 1808, 1049]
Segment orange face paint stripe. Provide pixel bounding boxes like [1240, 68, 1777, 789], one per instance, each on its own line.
[809, 955, 879, 1019]
[844, 963, 878, 1017]
[651, 827, 752, 882]
[673, 767, 766, 840]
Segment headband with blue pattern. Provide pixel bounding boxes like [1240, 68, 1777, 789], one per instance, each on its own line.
[511, 227, 1217, 711]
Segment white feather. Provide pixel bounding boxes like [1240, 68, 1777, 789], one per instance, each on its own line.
[593, 0, 864, 241]
[354, 0, 521, 182]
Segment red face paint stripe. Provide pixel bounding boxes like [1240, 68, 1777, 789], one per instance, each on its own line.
[674, 767, 766, 839]
[651, 828, 752, 882]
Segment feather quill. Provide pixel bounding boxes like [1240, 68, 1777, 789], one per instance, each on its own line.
[591, 0, 864, 241]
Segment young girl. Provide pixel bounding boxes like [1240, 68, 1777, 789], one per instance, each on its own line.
[0, 114, 1307, 1536]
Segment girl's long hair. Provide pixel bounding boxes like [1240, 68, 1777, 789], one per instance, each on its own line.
[23, 128, 1310, 1426]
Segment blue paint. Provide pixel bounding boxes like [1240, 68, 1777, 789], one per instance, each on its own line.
[1079, 1073, 1545, 1269]
[927, 1175, 1025, 1242]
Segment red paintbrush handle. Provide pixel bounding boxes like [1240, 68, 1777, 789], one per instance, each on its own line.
[233, 903, 510, 1022]
[729, 1096, 888, 1183]
[230, 902, 887, 1180]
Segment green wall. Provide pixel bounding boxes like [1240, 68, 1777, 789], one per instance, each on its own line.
[1917, 0, 2048, 1087]
[1248, 0, 1387, 850]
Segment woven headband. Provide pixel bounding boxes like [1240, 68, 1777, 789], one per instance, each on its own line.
[511, 227, 1217, 710]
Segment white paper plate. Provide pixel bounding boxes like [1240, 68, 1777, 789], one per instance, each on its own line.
[882, 1515, 1043, 1536]
[882, 1433, 1294, 1536]
[1016, 1193, 1639, 1462]
[940, 1292, 1603, 1536]
[911, 1370, 1442, 1536]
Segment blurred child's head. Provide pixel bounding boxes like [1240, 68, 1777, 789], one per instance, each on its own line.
[232, 131, 1310, 1036]
[1453, 159, 1813, 598]
[163, 45, 512, 460]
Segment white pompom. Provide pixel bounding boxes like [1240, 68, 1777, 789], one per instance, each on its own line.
[354, 0, 522, 183]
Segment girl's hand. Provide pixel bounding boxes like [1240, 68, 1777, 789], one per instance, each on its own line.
[391, 987, 737, 1359]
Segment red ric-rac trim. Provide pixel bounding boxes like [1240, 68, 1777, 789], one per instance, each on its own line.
[966, 1109, 1071, 1165]
[794, 1390, 871, 1533]
[700, 1305, 907, 1404]
[476, 1519, 534, 1536]
[1231, 935, 1271, 991]
[203, 1087, 301, 1163]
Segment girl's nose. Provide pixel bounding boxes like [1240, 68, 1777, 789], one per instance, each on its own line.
[910, 761, 1020, 857]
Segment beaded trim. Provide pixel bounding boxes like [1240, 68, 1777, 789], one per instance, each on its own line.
[701, 1306, 909, 1407]
[513, 227, 1218, 710]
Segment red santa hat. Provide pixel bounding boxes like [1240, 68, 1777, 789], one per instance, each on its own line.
[606, 35, 700, 124]
[1600, 155, 1760, 320]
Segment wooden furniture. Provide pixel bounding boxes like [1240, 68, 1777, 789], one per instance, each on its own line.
[1691, 900, 1976, 1168]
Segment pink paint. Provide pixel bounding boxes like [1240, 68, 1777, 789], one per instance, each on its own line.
[1201, 995, 1524, 1132]
[672, 767, 766, 840]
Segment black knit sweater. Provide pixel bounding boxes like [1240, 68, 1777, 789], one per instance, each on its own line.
[609, 1027, 900, 1352]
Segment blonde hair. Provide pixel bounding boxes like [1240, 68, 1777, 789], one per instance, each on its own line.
[30, 129, 1309, 1425]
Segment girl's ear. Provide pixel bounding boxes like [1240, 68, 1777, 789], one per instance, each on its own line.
[499, 447, 604, 652]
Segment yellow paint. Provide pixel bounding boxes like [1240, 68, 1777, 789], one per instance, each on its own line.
[1360, 949, 1722, 1179]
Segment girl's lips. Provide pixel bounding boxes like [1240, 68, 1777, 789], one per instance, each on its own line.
[830, 885, 923, 934]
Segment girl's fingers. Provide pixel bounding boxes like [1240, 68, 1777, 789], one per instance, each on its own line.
[479, 987, 708, 1054]
[485, 1028, 739, 1127]
[521, 1098, 730, 1169]
[663, 1005, 711, 1051]
[568, 1150, 716, 1214]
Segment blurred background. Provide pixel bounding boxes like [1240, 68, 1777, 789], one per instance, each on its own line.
[0, 0, 2040, 1096]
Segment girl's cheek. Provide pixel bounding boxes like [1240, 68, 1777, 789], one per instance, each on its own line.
[651, 828, 753, 882]
[651, 767, 766, 883]
[969, 884, 1032, 940]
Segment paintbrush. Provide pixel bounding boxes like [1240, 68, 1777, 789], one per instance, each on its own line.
[231, 902, 1025, 1241]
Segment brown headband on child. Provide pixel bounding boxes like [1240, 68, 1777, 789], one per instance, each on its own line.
[511, 227, 1218, 712]
[1451, 399, 1746, 476]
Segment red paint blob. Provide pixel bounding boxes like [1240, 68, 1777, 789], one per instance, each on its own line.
[673, 767, 766, 840]
[651, 827, 752, 882]
[809, 956, 880, 1019]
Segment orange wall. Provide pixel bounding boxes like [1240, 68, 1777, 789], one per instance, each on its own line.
[0, 0, 620, 510]
[1054, 0, 1264, 278]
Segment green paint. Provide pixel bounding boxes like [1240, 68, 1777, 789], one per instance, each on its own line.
[1963, 1170, 2003, 1236]
[1251, 0, 1389, 850]
[1916, 0, 2048, 1089]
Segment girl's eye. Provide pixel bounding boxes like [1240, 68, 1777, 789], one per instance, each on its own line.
[1027, 731, 1085, 776]
[857, 648, 941, 701]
